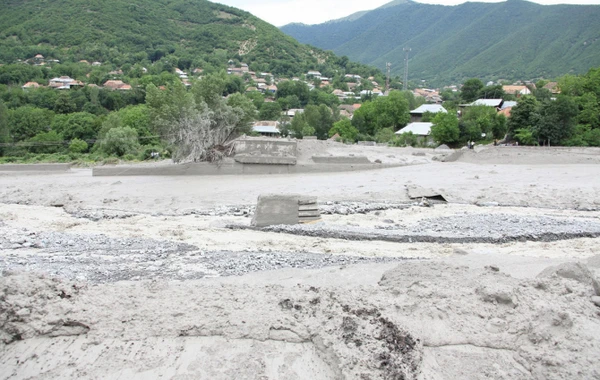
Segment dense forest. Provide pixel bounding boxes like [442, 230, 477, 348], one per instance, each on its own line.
[282, 0, 600, 86]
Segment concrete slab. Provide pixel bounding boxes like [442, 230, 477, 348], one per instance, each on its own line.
[92, 162, 408, 176]
[311, 156, 371, 164]
[0, 164, 71, 172]
[407, 184, 448, 202]
[234, 155, 297, 165]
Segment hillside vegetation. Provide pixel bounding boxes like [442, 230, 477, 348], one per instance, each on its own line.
[281, 0, 600, 85]
[0, 0, 373, 77]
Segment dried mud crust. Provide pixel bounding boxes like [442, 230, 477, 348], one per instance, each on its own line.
[0, 272, 86, 345]
[2, 259, 600, 379]
[0, 272, 424, 379]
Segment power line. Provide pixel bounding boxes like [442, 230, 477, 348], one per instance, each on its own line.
[403, 48, 411, 91]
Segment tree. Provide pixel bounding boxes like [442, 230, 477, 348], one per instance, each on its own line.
[461, 78, 484, 103]
[0, 100, 9, 155]
[507, 95, 539, 136]
[351, 90, 409, 137]
[461, 105, 499, 140]
[8, 106, 54, 142]
[288, 113, 315, 139]
[534, 95, 578, 145]
[431, 112, 460, 145]
[226, 93, 257, 135]
[259, 102, 282, 121]
[51, 112, 100, 141]
[478, 85, 504, 99]
[53, 92, 77, 114]
[329, 118, 358, 142]
[275, 80, 310, 106]
[303, 104, 334, 140]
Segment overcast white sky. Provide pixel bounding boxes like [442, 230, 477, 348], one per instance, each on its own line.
[215, 0, 600, 26]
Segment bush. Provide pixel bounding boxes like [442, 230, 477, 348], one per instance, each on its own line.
[514, 128, 537, 146]
[69, 138, 89, 153]
[95, 126, 139, 157]
[374, 128, 395, 143]
[27, 131, 63, 154]
[392, 132, 418, 147]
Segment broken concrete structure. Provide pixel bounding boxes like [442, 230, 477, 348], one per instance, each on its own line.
[234, 138, 297, 165]
[251, 194, 321, 227]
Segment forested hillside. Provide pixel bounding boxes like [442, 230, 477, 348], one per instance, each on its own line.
[0, 0, 374, 77]
[282, 0, 600, 85]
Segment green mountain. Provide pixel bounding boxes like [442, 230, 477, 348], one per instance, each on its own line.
[281, 0, 600, 85]
[0, 0, 377, 78]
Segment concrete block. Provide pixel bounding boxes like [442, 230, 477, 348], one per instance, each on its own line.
[234, 138, 297, 158]
[311, 155, 371, 164]
[234, 155, 297, 165]
[252, 194, 321, 227]
[0, 163, 71, 172]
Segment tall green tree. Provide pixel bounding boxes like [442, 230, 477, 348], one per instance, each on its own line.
[0, 100, 9, 155]
[507, 95, 539, 136]
[50, 112, 100, 141]
[431, 112, 460, 145]
[8, 106, 54, 142]
[534, 95, 578, 145]
[461, 78, 484, 103]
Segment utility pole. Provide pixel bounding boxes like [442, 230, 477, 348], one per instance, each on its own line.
[403, 47, 411, 91]
[385, 62, 391, 92]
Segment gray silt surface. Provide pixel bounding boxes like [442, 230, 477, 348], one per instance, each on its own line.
[0, 227, 417, 284]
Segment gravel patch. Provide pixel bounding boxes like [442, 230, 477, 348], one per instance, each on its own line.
[0, 226, 416, 283]
[250, 213, 600, 244]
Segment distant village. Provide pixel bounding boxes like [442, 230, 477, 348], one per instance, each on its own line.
[18, 53, 561, 141]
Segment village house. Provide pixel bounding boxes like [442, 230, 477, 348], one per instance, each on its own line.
[543, 82, 560, 94]
[265, 84, 277, 94]
[459, 98, 504, 117]
[22, 82, 42, 89]
[395, 122, 435, 145]
[227, 67, 244, 76]
[103, 80, 132, 90]
[49, 76, 83, 89]
[285, 109, 304, 118]
[409, 104, 447, 122]
[252, 121, 280, 137]
[502, 85, 531, 96]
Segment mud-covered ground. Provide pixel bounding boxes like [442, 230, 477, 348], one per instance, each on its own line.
[1, 144, 600, 379]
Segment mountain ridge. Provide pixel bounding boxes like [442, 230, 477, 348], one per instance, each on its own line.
[281, 0, 600, 84]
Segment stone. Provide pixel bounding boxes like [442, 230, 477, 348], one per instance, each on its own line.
[592, 296, 600, 307]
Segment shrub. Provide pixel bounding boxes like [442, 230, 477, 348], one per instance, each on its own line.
[392, 132, 418, 147]
[95, 126, 139, 157]
[28, 131, 63, 154]
[69, 138, 89, 153]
